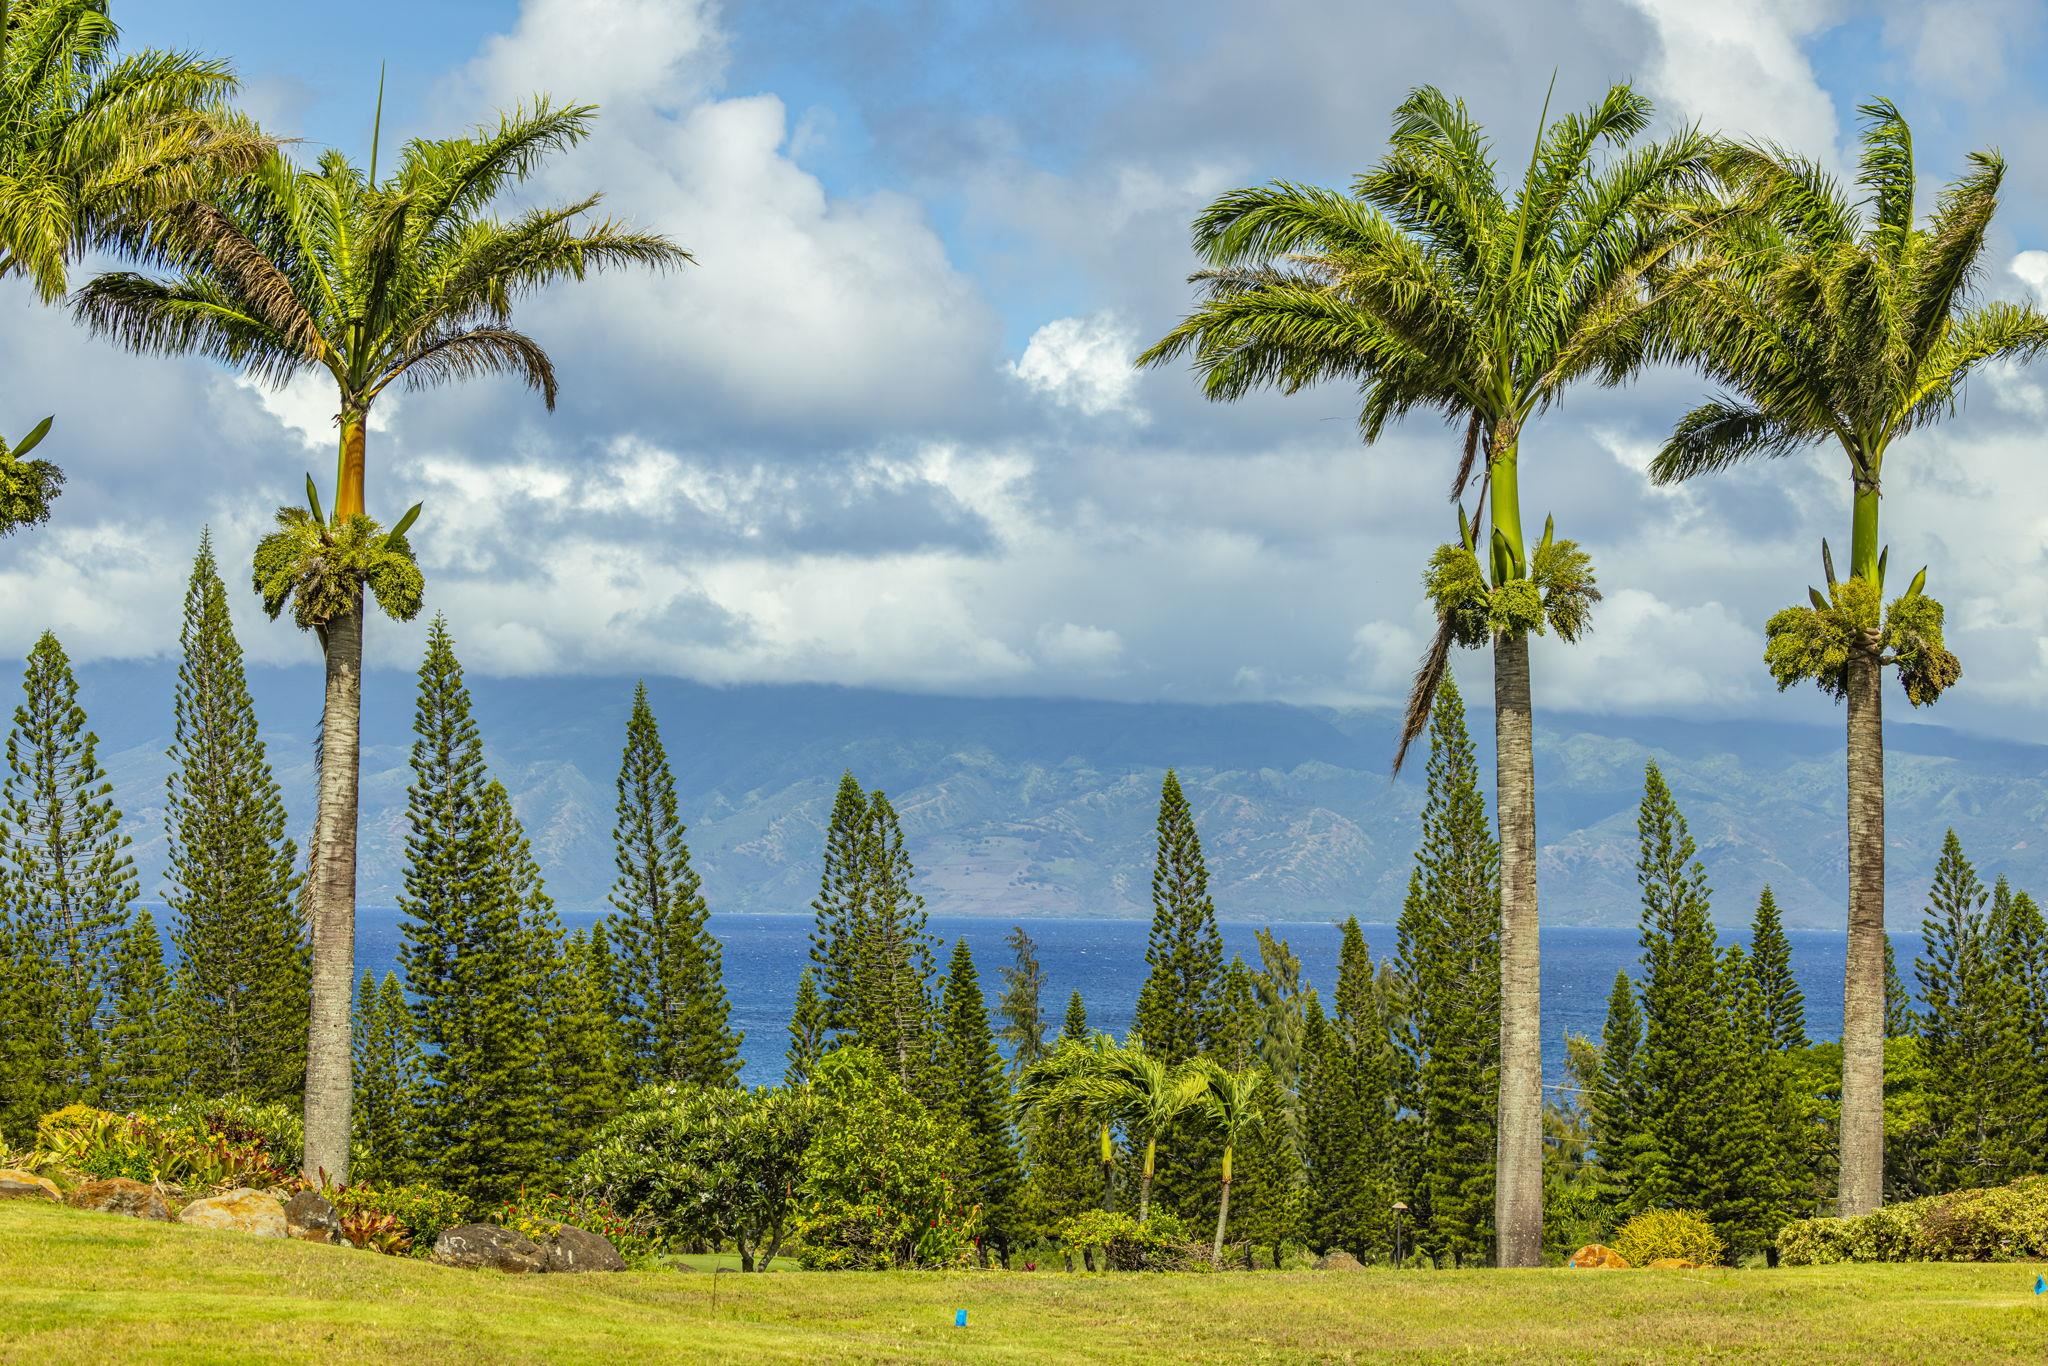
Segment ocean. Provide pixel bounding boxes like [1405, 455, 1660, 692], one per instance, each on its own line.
[353, 910, 1910, 1088]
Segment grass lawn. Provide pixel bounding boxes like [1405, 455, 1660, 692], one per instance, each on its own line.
[3, 1200, 2044, 1363]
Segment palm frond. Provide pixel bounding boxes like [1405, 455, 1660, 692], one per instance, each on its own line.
[1648, 396, 1811, 483]
[1855, 97, 1915, 265]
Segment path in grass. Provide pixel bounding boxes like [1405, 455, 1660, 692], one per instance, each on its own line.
[2, 1202, 2043, 1362]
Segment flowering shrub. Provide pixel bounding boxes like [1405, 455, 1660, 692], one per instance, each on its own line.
[339, 1207, 413, 1256]
[490, 1187, 665, 1264]
[146, 1098, 304, 1174]
[328, 1182, 473, 1255]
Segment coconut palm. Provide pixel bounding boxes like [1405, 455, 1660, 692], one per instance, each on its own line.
[1137, 83, 1712, 1265]
[1193, 1059, 1266, 1263]
[0, 416, 59, 535]
[1, 0, 263, 528]
[1648, 99, 2045, 1216]
[73, 96, 691, 1181]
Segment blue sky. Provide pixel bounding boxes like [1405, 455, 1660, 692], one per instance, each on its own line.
[10, 0, 2048, 741]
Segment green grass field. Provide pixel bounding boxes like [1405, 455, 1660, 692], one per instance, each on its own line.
[3, 1200, 2044, 1363]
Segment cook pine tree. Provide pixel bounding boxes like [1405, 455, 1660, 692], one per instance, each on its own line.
[1133, 768, 1224, 1063]
[939, 938, 1025, 1262]
[608, 683, 740, 1087]
[163, 532, 308, 1103]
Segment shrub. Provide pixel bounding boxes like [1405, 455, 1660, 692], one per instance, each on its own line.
[1779, 1176, 2048, 1265]
[329, 1182, 473, 1254]
[146, 1098, 304, 1174]
[491, 1187, 665, 1265]
[1614, 1209, 1724, 1267]
[1055, 1209, 1209, 1271]
[34, 1105, 285, 1190]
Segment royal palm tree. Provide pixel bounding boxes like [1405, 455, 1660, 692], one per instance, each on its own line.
[1, 0, 261, 529]
[1137, 83, 1712, 1264]
[1019, 1032, 1125, 1212]
[1648, 100, 2044, 1216]
[0, 416, 59, 535]
[74, 96, 691, 1181]
[1194, 1059, 1266, 1264]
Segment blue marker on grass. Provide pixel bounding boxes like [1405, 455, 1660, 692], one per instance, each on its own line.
[955, 1309, 968, 1328]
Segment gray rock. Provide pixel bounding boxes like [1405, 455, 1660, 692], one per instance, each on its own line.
[67, 1178, 173, 1222]
[431, 1223, 547, 1273]
[545, 1224, 627, 1273]
[283, 1190, 343, 1245]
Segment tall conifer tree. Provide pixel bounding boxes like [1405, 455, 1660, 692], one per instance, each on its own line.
[398, 619, 549, 1199]
[1916, 832, 2026, 1189]
[1750, 886, 1806, 1050]
[164, 532, 307, 1102]
[104, 910, 175, 1109]
[1590, 970, 1644, 1214]
[809, 772, 870, 1032]
[939, 938, 1025, 1260]
[546, 927, 626, 1151]
[1391, 676, 1499, 1263]
[848, 791, 937, 1089]
[1062, 990, 1089, 1042]
[0, 631, 136, 1105]
[1991, 883, 2048, 1161]
[995, 925, 1049, 1077]
[786, 967, 828, 1086]
[352, 971, 422, 1184]
[608, 684, 739, 1086]
[1134, 769, 1223, 1063]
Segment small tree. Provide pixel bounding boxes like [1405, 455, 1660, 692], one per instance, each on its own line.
[996, 925, 1050, 1076]
[351, 971, 421, 1184]
[785, 967, 828, 1086]
[1194, 1059, 1266, 1263]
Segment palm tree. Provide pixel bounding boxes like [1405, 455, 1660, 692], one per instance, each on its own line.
[0, 416, 60, 536]
[1137, 84, 1712, 1265]
[1019, 1033, 1125, 1212]
[73, 95, 691, 1181]
[1, 0, 262, 527]
[1648, 99, 2045, 1216]
[1039, 1038, 1208, 1222]
[1193, 1059, 1266, 1264]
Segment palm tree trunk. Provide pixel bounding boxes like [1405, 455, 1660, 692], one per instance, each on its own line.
[1839, 645, 1885, 1215]
[1493, 626, 1543, 1267]
[1211, 1146, 1233, 1264]
[1099, 1119, 1116, 1211]
[301, 595, 363, 1182]
[336, 413, 367, 519]
[1139, 1136, 1156, 1222]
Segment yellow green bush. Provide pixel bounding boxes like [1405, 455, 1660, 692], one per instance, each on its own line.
[1613, 1209, 1724, 1267]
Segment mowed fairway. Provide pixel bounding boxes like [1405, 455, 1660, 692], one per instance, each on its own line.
[2, 1202, 2043, 1363]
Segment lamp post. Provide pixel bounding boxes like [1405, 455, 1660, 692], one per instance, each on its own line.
[1392, 1201, 1409, 1268]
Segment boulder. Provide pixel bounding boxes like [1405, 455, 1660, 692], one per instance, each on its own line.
[1315, 1250, 1364, 1271]
[1568, 1244, 1630, 1269]
[179, 1188, 288, 1238]
[432, 1224, 547, 1274]
[544, 1224, 628, 1273]
[68, 1178, 172, 1222]
[0, 1169, 60, 1202]
[283, 1190, 343, 1245]
[1647, 1257, 1699, 1269]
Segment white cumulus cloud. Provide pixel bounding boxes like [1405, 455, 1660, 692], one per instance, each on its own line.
[1009, 313, 1146, 420]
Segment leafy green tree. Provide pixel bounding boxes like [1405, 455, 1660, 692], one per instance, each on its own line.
[793, 1047, 978, 1269]
[1142, 85, 1710, 1265]
[75, 97, 688, 1182]
[350, 971, 421, 1185]
[608, 683, 739, 1087]
[938, 938, 1025, 1261]
[1018, 1031, 1125, 1239]
[103, 909, 173, 1109]
[1541, 1033, 1606, 1261]
[995, 925, 1049, 1077]
[1915, 832, 2026, 1189]
[397, 620, 548, 1200]
[1250, 928, 1310, 1105]
[1991, 882, 2048, 1162]
[1750, 886, 1807, 1050]
[1038, 1038, 1206, 1223]
[1391, 676, 1500, 1263]
[1711, 945, 1797, 1258]
[785, 966, 828, 1086]
[164, 531, 307, 1103]
[576, 1084, 818, 1272]
[0, 631, 136, 1105]
[1651, 101, 2047, 1216]
[1133, 768, 1223, 1064]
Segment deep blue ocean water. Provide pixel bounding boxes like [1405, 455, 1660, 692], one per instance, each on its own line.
[353, 910, 1910, 1089]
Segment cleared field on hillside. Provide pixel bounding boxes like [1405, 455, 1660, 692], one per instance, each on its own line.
[2, 1201, 2043, 1363]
